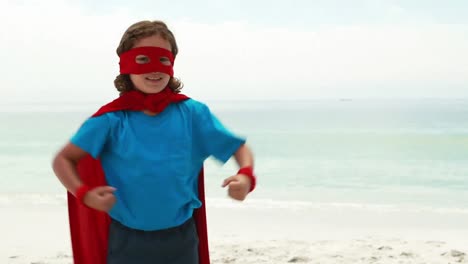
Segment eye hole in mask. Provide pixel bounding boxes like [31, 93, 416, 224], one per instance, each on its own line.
[135, 55, 150, 64]
[135, 55, 172, 66]
[159, 57, 172, 66]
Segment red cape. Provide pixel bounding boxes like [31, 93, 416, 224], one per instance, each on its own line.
[67, 96, 210, 264]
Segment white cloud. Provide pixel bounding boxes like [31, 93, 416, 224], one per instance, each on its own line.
[1, 0, 467, 106]
[173, 21, 468, 99]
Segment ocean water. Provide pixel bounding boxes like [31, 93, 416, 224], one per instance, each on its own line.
[1, 99, 468, 214]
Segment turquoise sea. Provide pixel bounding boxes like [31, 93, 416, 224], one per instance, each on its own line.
[1, 99, 468, 214]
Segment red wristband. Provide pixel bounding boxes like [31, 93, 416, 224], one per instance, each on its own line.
[237, 166, 256, 192]
[75, 185, 92, 206]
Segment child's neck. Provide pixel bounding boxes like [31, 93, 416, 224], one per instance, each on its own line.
[143, 110, 159, 116]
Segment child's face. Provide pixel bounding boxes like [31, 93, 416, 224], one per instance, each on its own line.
[129, 35, 172, 94]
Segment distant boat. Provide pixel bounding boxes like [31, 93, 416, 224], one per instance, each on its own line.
[339, 98, 352, 102]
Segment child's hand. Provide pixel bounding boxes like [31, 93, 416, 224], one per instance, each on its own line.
[221, 174, 251, 201]
[83, 186, 117, 212]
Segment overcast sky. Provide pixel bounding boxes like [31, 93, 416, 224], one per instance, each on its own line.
[1, 0, 468, 104]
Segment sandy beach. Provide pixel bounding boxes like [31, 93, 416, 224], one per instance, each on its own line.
[2, 197, 468, 264]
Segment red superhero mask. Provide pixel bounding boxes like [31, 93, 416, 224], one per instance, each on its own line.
[119, 46, 174, 76]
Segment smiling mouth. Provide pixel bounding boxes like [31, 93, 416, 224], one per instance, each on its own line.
[146, 76, 163, 81]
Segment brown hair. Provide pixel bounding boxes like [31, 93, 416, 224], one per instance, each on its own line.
[114, 20, 183, 93]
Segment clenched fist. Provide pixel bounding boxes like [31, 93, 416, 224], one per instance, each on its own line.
[221, 174, 252, 201]
[83, 186, 117, 212]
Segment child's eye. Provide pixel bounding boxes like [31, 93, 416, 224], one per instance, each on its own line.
[159, 57, 172, 66]
[135, 55, 150, 64]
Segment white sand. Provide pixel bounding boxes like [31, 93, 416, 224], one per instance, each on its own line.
[2, 199, 468, 264]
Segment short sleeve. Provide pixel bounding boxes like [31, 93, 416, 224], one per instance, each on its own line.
[70, 114, 111, 159]
[193, 103, 246, 163]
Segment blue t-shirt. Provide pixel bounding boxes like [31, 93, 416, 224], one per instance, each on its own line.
[71, 99, 245, 231]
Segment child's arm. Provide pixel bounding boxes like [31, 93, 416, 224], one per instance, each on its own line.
[221, 144, 255, 201]
[233, 143, 254, 168]
[52, 142, 116, 212]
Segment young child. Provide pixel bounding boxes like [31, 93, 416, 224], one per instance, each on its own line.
[52, 20, 256, 264]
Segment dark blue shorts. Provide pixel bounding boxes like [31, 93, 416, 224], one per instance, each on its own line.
[107, 217, 199, 264]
